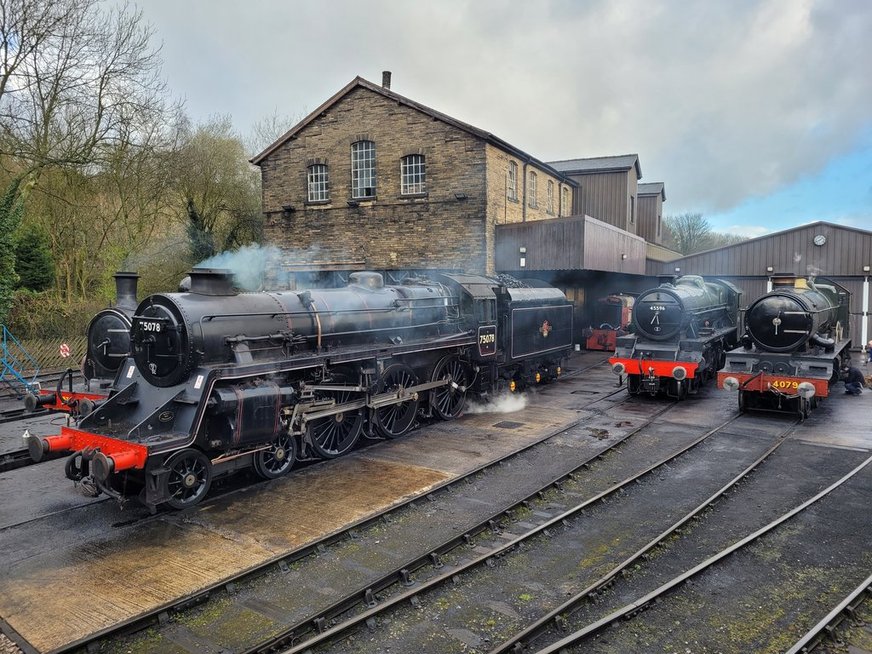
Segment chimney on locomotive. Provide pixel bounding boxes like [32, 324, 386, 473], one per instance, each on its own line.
[188, 268, 237, 296]
[113, 272, 139, 310]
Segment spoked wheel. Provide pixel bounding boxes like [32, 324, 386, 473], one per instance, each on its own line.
[307, 385, 364, 459]
[374, 363, 419, 438]
[253, 431, 297, 479]
[163, 448, 212, 510]
[430, 355, 469, 420]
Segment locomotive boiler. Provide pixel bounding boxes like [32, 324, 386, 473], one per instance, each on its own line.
[25, 270, 573, 510]
[609, 275, 742, 398]
[718, 275, 851, 418]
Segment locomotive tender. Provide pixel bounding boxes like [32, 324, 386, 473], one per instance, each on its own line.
[609, 275, 742, 398]
[26, 269, 572, 510]
[718, 274, 851, 418]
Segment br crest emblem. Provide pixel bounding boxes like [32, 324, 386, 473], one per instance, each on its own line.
[540, 320, 552, 337]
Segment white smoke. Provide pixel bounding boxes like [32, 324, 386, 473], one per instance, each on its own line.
[196, 244, 285, 291]
[465, 392, 528, 415]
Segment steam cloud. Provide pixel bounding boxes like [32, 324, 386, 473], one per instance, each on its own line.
[465, 392, 528, 415]
[196, 244, 285, 291]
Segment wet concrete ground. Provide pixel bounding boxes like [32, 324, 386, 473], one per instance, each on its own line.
[1, 351, 870, 653]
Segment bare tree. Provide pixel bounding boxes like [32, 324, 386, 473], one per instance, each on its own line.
[0, 0, 179, 302]
[173, 115, 263, 263]
[665, 212, 714, 255]
[246, 109, 305, 158]
[0, 0, 168, 174]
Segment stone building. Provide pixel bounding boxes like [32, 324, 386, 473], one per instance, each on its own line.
[252, 74, 576, 285]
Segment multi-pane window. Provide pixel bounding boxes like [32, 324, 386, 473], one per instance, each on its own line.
[351, 140, 376, 198]
[507, 161, 518, 201]
[630, 195, 635, 224]
[307, 164, 329, 202]
[547, 180, 554, 214]
[561, 187, 569, 216]
[400, 154, 426, 195]
[528, 171, 537, 208]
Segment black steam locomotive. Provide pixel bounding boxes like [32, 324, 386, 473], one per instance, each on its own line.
[26, 270, 572, 510]
[718, 274, 851, 418]
[24, 272, 141, 415]
[609, 275, 742, 398]
[83, 272, 140, 383]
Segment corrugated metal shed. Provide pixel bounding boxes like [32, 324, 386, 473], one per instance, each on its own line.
[656, 221, 872, 347]
[654, 222, 871, 278]
[495, 215, 646, 274]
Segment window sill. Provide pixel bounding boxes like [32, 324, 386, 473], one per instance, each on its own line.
[304, 200, 331, 207]
[399, 193, 429, 200]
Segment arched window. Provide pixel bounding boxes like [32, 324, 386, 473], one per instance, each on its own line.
[507, 161, 518, 201]
[307, 163, 329, 202]
[351, 140, 376, 199]
[547, 180, 554, 214]
[401, 154, 426, 195]
[560, 186, 569, 216]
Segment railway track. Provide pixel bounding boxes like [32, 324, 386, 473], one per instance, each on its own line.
[266, 412, 775, 654]
[786, 572, 872, 654]
[53, 366, 656, 652]
[518, 450, 872, 654]
[191, 411, 868, 654]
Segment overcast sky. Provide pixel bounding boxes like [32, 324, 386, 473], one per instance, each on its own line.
[136, 0, 871, 237]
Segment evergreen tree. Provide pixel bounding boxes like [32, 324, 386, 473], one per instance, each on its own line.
[15, 230, 55, 291]
[0, 179, 25, 324]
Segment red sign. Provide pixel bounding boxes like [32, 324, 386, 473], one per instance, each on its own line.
[59, 343, 71, 358]
[540, 320, 552, 338]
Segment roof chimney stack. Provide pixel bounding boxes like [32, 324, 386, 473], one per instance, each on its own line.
[382, 71, 391, 90]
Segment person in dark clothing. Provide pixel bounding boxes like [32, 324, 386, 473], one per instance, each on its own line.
[842, 366, 865, 395]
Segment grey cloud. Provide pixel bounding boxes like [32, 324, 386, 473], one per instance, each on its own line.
[137, 0, 872, 215]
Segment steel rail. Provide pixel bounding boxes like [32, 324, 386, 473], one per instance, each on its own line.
[785, 572, 872, 654]
[275, 412, 738, 654]
[531, 449, 872, 654]
[489, 429, 792, 653]
[46, 375, 627, 653]
[244, 400, 676, 654]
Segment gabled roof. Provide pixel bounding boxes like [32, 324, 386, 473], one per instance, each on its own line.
[250, 76, 576, 185]
[638, 182, 666, 200]
[547, 154, 642, 180]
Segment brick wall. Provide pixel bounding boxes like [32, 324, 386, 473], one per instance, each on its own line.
[259, 87, 491, 275]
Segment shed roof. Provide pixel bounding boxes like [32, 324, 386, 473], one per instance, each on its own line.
[547, 154, 642, 180]
[250, 76, 576, 185]
[638, 182, 666, 200]
[660, 221, 872, 278]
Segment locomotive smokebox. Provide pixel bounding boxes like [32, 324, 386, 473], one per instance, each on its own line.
[189, 268, 237, 296]
[114, 272, 139, 310]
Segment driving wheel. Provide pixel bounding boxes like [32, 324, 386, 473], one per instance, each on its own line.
[374, 363, 419, 438]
